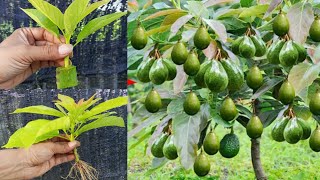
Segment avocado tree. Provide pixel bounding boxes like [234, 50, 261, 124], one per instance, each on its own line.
[128, 0, 320, 179]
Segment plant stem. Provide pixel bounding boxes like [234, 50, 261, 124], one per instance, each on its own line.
[74, 148, 80, 162]
[251, 138, 267, 180]
[64, 56, 70, 67]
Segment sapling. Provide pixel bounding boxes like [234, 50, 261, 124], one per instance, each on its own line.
[3, 93, 128, 180]
[21, 0, 126, 89]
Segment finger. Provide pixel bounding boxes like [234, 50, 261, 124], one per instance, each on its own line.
[50, 141, 80, 154]
[23, 27, 62, 44]
[24, 44, 73, 62]
[35, 41, 54, 46]
[52, 154, 75, 167]
[59, 35, 66, 43]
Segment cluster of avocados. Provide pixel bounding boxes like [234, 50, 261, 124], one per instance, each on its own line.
[151, 133, 179, 160]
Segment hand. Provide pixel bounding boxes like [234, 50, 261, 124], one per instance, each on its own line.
[0, 27, 73, 89]
[0, 137, 80, 180]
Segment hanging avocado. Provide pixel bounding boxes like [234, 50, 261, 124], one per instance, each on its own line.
[162, 58, 177, 81]
[273, 12, 289, 36]
[151, 134, 169, 158]
[221, 59, 244, 92]
[220, 97, 238, 121]
[271, 117, 289, 142]
[309, 17, 320, 42]
[131, 25, 148, 50]
[194, 26, 211, 50]
[204, 60, 228, 92]
[163, 135, 178, 160]
[203, 130, 220, 155]
[193, 151, 211, 177]
[284, 117, 303, 144]
[219, 133, 240, 158]
[297, 118, 311, 140]
[278, 80, 295, 105]
[279, 40, 299, 67]
[145, 89, 162, 113]
[267, 39, 285, 64]
[293, 42, 307, 62]
[137, 58, 155, 83]
[309, 91, 320, 115]
[231, 37, 244, 55]
[239, 36, 256, 58]
[309, 126, 320, 152]
[183, 91, 201, 115]
[184, 51, 200, 76]
[149, 58, 169, 85]
[246, 115, 263, 139]
[251, 35, 267, 57]
[246, 66, 263, 90]
[171, 41, 188, 65]
[194, 60, 212, 88]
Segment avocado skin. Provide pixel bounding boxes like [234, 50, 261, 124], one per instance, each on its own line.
[137, 58, 155, 83]
[219, 133, 240, 158]
[194, 60, 212, 88]
[183, 51, 200, 76]
[220, 97, 238, 121]
[284, 118, 303, 144]
[246, 66, 263, 90]
[309, 126, 320, 152]
[151, 134, 169, 158]
[193, 152, 210, 177]
[279, 40, 299, 67]
[194, 26, 211, 50]
[271, 117, 289, 142]
[149, 58, 169, 85]
[231, 37, 244, 55]
[309, 92, 320, 115]
[293, 42, 307, 62]
[251, 35, 267, 57]
[278, 80, 295, 105]
[239, 36, 256, 58]
[246, 115, 264, 139]
[171, 42, 188, 65]
[297, 118, 311, 140]
[204, 60, 228, 93]
[267, 39, 285, 64]
[273, 13, 289, 36]
[203, 131, 220, 155]
[183, 91, 200, 115]
[163, 136, 178, 160]
[309, 18, 320, 42]
[221, 59, 244, 92]
[145, 89, 162, 113]
[162, 58, 177, 81]
[131, 26, 148, 50]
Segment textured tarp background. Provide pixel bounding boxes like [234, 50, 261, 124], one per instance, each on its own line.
[0, 0, 127, 179]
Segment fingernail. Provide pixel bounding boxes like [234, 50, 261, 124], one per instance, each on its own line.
[59, 44, 73, 55]
[68, 141, 78, 148]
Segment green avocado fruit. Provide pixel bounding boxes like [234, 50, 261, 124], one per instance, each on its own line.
[279, 40, 299, 67]
[239, 36, 256, 58]
[183, 91, 201, 115]
[297, 118, 311, 140]
[309, 18, 320, 42]
[194, 60, 212, 88]
[231, 37, 244, 55]
[204, 60, 228, 92]
[273, 12, 289, 36]
[251, 35, 267, 57]
[309, 91, 320, 115]
[193, 152, 210, 177]
[137, 58, 155, 83]
[151, 134, 169, 158]
[163, 136, 178, 160]
[131, 26, 148, 50]
[293, 42, 307, 62]
[246, 115, 264, 139]
[267, 39, 285, 64]
[220, 97, 238, 121]
[171, 42, 188, 65]
[246, 66, 263, 90]
[284, 118, 303, 144]
[219, 133, 240, 158]
[162, 58, 177, 81]
[203, 130, 220, 155]
[278, 80, 295, 105]
[149, 58, 169, 85]
[194, 26, 211, 50]
[309, 126, 320, 152]
[145, 89, 162, 113]
[271, 117, 289, 142]
[221, 59, 244, 92]
[184, 51, 200, 76]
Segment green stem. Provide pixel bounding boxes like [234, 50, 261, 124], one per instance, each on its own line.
[64, 56, 70, 67]
[74, 148, 80, 162]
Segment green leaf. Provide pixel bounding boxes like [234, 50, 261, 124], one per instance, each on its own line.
[240, 0, 254, 7]
[80, 96, 128, 120]
[144, 9, 185, 21]
[203, 19, 227, 43]
[27, 0, 64, 30]
[76, 12, 127, 45]
[12, 105, 65, 117]
[239, 5, 268, 18]
[64, 0, 90, 36]
[146, 25, 171, 36]
[251, 76, 285, 99]
[36, 117, 70, 138]
[145, 158, 169, 176]
[76, 116, 124, 136]
[210, 108, 235, 128]
[21, 9, 59, 37]
[80, 0, 111, 21]
[55, 94, 76, 112]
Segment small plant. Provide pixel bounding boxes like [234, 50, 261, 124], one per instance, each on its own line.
[3, 93, 128, 180]
[22, 0, 126, 89]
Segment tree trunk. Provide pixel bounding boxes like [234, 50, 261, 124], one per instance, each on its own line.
[251, 138, 267, 180]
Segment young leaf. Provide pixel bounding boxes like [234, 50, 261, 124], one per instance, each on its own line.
[76, 12, 127, 45]
[21, 9, 59, 37]
[203, 19, 227, 43]
[238, 4, 268, 19]
[169, 14, 194, 39]
[80, 0, 111, 21]
[76, 116, 124, 136]
[12, 105, 65, 117]
[36, 117, 70, 138]
[55, 94, 76, 112]
[64, 0, 90, 36]
[146, 25, 171, 36]
[173, 66, 188, 95]
[27, 0, 64, 30]
[263, 0, 283, 18]
[144, 9, 186, 21]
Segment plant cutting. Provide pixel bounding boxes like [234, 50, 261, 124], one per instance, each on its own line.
[22, 0, 126, 89]
[3, 93, 128, 180]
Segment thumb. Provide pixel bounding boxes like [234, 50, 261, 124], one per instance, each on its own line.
[50, 141, 80, 154]
[25, 44, 73, 62]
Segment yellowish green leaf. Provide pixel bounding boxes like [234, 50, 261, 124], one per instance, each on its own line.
[13, 105, 64, 117]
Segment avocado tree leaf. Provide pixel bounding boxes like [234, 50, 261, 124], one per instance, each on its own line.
[21, 9, 59, 37]
[76, 116, 124, 136]
[144, 9, 186, 21]
[263, 0, 283, 18]
[173, 112, 204, 170]
[64, 0, 90, 36]
[251, 76, 285, 99]
[145, 157, 169, 176]
[36, 117, 70, 138]
[203, 19, 227, 43]
[55, 94, 77, 112]
[169, 14, 194, 39]
[210, 108, 236, 127]
[80, 0, 111, 21]
[12, 105, 65, 117]
[204, 0, 235, 8]
[186, 1, 209, 18]
[27, 0, 64, 30]
[76, 12, 127, 45]
[146, 25, 171, 36]
[240, 0, 254, 7]
[239, 4, 268, 18]
[173, 66, 188, 95]
[3, 120, 52, 148]
[287, 2, 314, 44]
